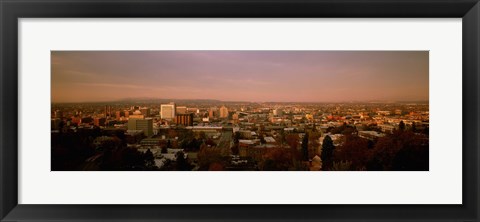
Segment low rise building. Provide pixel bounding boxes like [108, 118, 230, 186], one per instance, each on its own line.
[358, 131, 385, 140]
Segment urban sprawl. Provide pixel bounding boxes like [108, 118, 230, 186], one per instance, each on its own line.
[51, 100, 429, 171]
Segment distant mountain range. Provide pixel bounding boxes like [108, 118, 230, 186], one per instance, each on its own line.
[52, 97, 429, 105]
[118, 97, 223, 103]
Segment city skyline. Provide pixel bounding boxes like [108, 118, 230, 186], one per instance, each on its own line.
[51, 51, 429, 103]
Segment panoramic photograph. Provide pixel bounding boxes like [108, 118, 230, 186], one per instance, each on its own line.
[51, 51, 429, 171]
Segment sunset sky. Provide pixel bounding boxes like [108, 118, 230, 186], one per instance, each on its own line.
[51, 51, 428, 103]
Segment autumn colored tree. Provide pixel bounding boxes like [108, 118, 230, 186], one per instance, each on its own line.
[285, 134, 299, 150]
[103, 148, 145, 170]
[308, 132, 322, 158]
[277, 130, 286, 145]
[334, 135, 370, 170]
[368, 130, 428, 171]
[208, 162, 225, 171]
[260, 148, 294, 171]
[367, 133, 401, 170]
[390, 131, 428, 170]
[205, 138, 217, 147]
[331, 160, 353, 171]
[342, 127, 356, 136]
[198, 131, 207, 140]
[261, 124, 267, 132]
[197, 145, 225, 171]
[168, 129, 178, 139]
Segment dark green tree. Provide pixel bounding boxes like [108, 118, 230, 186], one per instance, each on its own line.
[301, 133, 309, 161]
[278, 130, 286, 145]
[121, 148, 145, 170]
[367, 140, 375, 149]
[186, 138, 200, 151]
[399, 121, 406, 131]
[175, 151, 192, 171]
[199, 131, 207, 140]
[411, 122, 417, 132]
[144, 149, 155, 169]
[233, 131, 241, 144]
[321, 135, 335, 170]
[260, 135, 266, 144]
[231, 144, 239, 155]
[423, 126, 429, 135]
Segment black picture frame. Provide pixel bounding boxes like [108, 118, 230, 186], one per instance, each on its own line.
[1, 0, 479, 221]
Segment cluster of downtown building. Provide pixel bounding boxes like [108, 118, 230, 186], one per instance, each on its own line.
[51, 100, 429, 170]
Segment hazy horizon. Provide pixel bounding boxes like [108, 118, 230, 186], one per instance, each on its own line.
[51, 51, 429, 103]
[51, 97, 430, 104]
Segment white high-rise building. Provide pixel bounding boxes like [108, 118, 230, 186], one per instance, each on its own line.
[161, 103, 176, 120]
[219, 106, 229, 118]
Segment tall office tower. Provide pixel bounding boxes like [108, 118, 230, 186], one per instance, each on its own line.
[124, 110, 130, 118]
[160, 103, 176, 120]
[209, 106, 218, 118]
[219, 106, 229, 118]
[115, 111, 122, 120]
[128, 118, 153, 137]
[176, 106, 187, 115]
[104, 105, 113, 118]
[105, 105, 109, 117]
[175, 113, 194, 126]
[140, 107, 151, 117]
